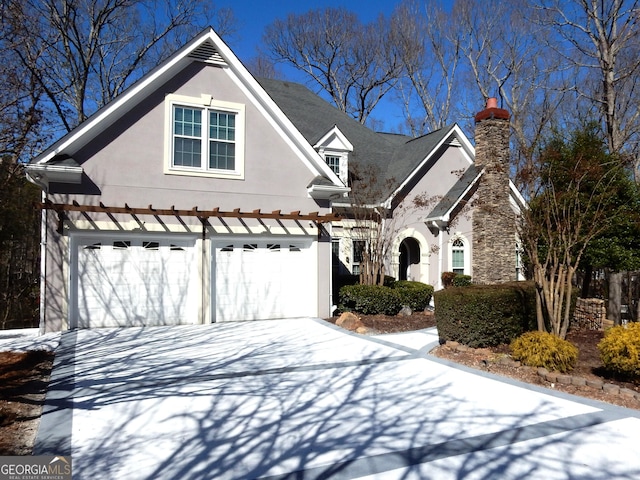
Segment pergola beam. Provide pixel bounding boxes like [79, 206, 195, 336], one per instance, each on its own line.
[38, 200, 340, 223]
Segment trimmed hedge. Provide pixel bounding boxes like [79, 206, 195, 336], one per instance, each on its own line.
[394, 281, 434, 311]
[339, 284, 402, 315]
[452, 274, 472, 287]
[435, 281, 537, 348]
[441, 271, 472, 288]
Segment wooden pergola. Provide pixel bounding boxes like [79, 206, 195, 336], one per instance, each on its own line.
[38, 199, 341, 234]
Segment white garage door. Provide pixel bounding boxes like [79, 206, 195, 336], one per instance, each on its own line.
[73, 236, 199, 328]
[213, 239, 316, 321]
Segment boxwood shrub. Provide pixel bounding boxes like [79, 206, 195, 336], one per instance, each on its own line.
[434, 281, 537, 348]
[393, 281, 434, 311]
[339, 284, 402, 315]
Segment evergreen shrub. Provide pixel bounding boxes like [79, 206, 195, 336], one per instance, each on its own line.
[393, 281, 434, 311]
[435, 281, 537, 348]
[339, 284, 402, 315]
[510, 331, 578, 373]
[452, 274, 472, 287]
[598, 322, 640, 378]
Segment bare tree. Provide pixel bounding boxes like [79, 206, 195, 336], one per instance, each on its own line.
[537, 0, 640, 164]
[344, 163, 400, 286]
[392, 0, 461, 135]
[263, 7, 403, 124]
[5, 0, 236, 140]
[245, 55, 282, 80]
[0, 2, 46, 162]
[453, 0, 566, 178]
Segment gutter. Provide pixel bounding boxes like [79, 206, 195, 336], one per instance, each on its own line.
[25, 163, 83, 193]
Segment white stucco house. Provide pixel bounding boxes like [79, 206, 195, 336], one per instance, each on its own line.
[26, 27, 524, 332]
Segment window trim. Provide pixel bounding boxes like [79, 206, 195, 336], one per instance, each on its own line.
[321, 150, 348, 184]
[351, 239, 366, 275]
[164, 93, 245, 179]
[448, 234, 470, 276]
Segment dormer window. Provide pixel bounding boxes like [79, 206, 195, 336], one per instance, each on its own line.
[314, 125, 353, 186]
[325, 155, 341, 175]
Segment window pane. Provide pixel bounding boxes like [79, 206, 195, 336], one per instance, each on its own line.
[174, 138, 202, 167]
[174, 107, 201, 137]
[173, 106, 202, 168]
[210, 141, 235, 170]
[353, 240, 366, 263]
[326, 155, 340, 174]
[210, 111, 235, 141]
[452, 250, 464, 269]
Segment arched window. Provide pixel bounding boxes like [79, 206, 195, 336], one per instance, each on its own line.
[452, 238, 465, 274]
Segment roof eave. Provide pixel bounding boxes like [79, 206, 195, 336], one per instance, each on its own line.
[25, 163, 84, 192]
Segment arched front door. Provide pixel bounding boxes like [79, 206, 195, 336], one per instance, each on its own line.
[399, 237, 421, 281]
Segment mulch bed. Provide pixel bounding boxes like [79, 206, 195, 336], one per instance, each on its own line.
[325, 310, 437, 333]
[327, 313, 640, 410]
[0, 350, 54, 455]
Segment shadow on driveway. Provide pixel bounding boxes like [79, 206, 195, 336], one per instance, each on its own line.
[35, 318, 640, 479]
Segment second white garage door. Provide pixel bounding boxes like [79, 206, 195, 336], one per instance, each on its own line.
[213, 239, 316, 321]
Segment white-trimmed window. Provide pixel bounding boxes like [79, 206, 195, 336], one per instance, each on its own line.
[352, 240, 366, 275]
[449, 235, 470, 276]
[165, 94, 244, 179]
[452, 239, 465, 274]
[325, 155, 341, 175]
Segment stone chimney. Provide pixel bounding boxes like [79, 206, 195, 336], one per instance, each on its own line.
[471, 98, 517, 284]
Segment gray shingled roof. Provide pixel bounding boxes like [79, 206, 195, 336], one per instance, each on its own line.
[257, 77, 456, 202]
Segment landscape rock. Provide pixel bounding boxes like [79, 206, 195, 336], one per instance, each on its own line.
[603, 383, 620, 395]
[585, 378, 604, 389]
[336, 312, 365, 332]
[571, 376, 587, 386]
[557, 374, 573, 385]
[399, 306, 412, 317]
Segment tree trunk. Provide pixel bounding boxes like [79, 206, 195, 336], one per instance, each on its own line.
[581, 264, 592, 297]
[609, 271, 622, 325]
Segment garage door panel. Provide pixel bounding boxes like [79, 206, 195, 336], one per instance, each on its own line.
[75, 237, 198, 328]
[214, 240, 315, 322]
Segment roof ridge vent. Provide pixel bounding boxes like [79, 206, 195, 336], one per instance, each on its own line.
[188, 41, 226, 65]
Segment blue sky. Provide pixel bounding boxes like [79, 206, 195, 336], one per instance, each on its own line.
[214, 0, 454, 131]
[218, 0, 413, 63]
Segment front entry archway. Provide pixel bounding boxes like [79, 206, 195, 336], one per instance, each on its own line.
[399, 237, 421, 281]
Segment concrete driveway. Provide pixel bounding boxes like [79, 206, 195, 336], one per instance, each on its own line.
[34, 318, 640, 479]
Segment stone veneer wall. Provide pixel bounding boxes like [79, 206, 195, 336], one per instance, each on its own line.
[472, 106, 517, 284]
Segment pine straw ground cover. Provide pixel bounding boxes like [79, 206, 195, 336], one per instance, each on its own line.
[2, 316, 639, 455]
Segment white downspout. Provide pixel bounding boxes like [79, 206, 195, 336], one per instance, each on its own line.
[38, 191, 47, 334]
[438, 228, 444, 290]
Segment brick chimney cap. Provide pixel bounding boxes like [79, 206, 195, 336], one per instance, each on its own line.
[474, 98, 510, 122]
